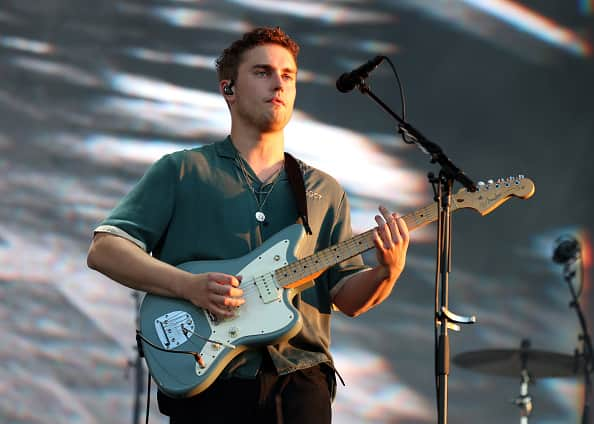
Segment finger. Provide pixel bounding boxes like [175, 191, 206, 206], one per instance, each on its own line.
[209, 272, 241, 287]
[379, 205, 392, 222]
[227, 286, 244, 298]
[212, 294, 244, 308]
[394, 215, 410, 246]
[386, 212, 401, 245]
[229, 275, 243, 288]
[379, 206, 402, 245]
[209, 304, 236, 319]
[222, 294, 245, 307]
[374, 215, 392, 249]
[372, 228, 388, 253]
[211, 282, 243, 298]
[379, 206, 399, 244]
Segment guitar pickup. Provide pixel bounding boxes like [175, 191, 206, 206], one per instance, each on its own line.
[254, 273, 281, 303]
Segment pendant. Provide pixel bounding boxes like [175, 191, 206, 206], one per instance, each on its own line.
[255, 211, 266, 222]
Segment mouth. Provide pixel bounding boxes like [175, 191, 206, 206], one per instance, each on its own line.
[267, 98, 285, 106]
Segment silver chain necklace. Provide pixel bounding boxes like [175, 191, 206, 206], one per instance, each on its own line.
[236, 155, 283, 223]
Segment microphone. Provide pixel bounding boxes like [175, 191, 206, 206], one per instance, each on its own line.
[552, 236, 580, 264]
[336, 55, 385, 93]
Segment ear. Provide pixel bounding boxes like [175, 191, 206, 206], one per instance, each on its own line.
[220, 80, 234, 97]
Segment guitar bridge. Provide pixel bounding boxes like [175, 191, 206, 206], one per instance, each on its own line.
[154, 311, 196, 349]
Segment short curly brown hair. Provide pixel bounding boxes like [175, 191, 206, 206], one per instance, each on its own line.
[215, 27, 300, 82]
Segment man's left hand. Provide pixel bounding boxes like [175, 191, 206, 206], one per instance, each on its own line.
[373, 205, 410, 281]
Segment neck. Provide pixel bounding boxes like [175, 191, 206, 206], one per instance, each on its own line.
[230, 127, 285, 182]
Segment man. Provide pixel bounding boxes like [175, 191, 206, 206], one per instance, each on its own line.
[87, 27, 409, 423]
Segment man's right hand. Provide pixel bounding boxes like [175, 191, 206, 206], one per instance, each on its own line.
[182, 272, 245, 320]
[88, 234, 245, 321]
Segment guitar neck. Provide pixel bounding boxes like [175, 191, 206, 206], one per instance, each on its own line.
[275, 202, 442, 289]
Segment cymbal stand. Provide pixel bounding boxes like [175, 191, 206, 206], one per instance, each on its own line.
[512, 368, 533, 424]
[507, 340, 534, 423]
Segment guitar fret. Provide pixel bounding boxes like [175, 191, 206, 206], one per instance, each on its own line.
[275, 229, 376, 287]
[275, 211, 435, 288]
[275, 177, 535, 288]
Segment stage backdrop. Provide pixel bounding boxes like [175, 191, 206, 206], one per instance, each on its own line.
[1, 1, 593, 423]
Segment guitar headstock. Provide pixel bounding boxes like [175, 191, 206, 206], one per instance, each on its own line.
[453, 175, 535, 216]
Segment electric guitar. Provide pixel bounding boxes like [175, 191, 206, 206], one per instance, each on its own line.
[139, 176, 535, 398]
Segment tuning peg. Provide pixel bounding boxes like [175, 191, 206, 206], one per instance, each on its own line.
[478, 181, 485, 186]
[487, 179, 494, 185]
[518, 174, 525, 179]
[508, 176, 515, 181]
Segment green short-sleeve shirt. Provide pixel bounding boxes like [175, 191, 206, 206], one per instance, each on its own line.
[97, 137, 368, 377]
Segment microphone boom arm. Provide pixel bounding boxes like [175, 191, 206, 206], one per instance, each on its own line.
[356, 81, 477, 192]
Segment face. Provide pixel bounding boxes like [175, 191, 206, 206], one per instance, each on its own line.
[228, 43, 297, 133]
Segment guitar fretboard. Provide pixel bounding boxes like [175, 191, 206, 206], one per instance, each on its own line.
[274, 204, 439, 289]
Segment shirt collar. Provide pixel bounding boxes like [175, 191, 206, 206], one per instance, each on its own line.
[214, 136, 288, 183]
[214, 136, 238, 159]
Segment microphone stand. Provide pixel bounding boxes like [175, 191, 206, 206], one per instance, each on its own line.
[130, 290, 146, 424]
[561, 261, 593, 424]
[354, 79, 477, 424]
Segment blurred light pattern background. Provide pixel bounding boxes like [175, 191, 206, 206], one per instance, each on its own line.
[0, 0, 593, 423]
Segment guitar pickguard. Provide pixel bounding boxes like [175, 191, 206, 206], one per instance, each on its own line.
[193, 237, 297, 376]
[139, 223, 307, 398]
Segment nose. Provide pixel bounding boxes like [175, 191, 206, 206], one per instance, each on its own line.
[270, 71, 284, 91]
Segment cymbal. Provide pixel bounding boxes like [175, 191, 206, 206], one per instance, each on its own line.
[453, 348, 583, 378]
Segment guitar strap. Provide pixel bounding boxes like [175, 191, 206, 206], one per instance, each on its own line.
[284, 152, 313, 235]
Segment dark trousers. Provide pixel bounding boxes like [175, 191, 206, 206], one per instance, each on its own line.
[159, 359, 333, 424]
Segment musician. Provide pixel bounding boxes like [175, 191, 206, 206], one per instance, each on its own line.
[87, 27, 409, 424]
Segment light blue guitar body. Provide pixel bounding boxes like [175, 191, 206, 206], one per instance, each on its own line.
[139, 224, 308, 398]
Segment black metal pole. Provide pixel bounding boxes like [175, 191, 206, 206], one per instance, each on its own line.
[436, 175, 454, 424]
[132, 291, 145, 424]
[562, 264, 593, 424]
[344, 78, 477, 423]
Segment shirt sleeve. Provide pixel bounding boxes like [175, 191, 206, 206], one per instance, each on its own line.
[96, 154, 177, 253]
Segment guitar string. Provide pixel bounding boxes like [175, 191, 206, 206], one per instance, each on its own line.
[214, 191, 468, 302]
[225, 195, 441, 300]
[228, 247, 342, 298]
[213, 182, 514, 300]
[143, 183, 522, 374]
[146, 183, 522, 353]
[230, 237, 368, 298]
[144, 238, 374, 352]
[214, 183, 515, 306]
